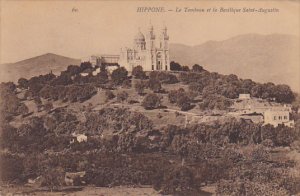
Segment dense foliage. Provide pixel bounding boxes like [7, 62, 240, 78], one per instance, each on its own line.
[1, 62, 299, 195]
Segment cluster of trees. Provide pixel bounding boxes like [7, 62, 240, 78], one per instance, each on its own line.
[179, 71, 295, 104]
[170, 61, 190, 72]
[1, 102, 299, 194]
[170, 62, 204, 73]
[134, 79, 162, 95]
[39, 84, 96, 102]
[199, 94, 233, 110]
[149, 71, 178, 84]
[17, 62, 114, 103]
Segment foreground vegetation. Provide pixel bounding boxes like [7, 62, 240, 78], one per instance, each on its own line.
[0, 62, 300, 195]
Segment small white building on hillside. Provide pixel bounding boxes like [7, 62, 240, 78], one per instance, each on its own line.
[239, 94, 251, 100]
[263, 110, 294, 127]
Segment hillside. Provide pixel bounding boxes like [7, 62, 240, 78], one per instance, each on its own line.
[170, 34, 300, 92]
[0, 53, 80, 83]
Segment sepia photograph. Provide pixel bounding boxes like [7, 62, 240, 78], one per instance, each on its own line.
[0, 0, 299, 195]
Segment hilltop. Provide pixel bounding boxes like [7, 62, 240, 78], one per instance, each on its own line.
[0, 53, 80, 83]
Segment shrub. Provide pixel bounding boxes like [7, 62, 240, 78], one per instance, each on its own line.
[148, 79, 162, 93]
[142, 93, 161, 110]
[168, 88, 193, 111]
[132, 66, 147, 79]
[181, 66, 190, 72]
[135, 80, 147, 95]
[192, 64, 203, 72]
[149, 71, 178, 84]
[170, 61, 182, 71]
[111, 67, 128, 85]
[18, 78, 29, 89]
[116, 91, 129, 102]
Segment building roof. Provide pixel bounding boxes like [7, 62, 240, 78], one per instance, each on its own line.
[134, 30, 145, 41]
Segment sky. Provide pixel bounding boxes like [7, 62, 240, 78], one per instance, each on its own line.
[0, 0, 299, 64]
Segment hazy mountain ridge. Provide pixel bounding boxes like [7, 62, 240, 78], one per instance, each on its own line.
[0, 53, 80, 82]
[0, 34, 299, 92]
[170, 34, 300, 92]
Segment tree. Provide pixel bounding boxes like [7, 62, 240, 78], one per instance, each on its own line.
[96, 69, 109, 84]
[168, 88, 192, 110]
[170, 61, 182, 71]
[111, 67, 128, 85]
[177, 96, 192, 111]
[122, 79, 132, 88]
[181, 66, 190, 72]
[189, 82, 204, 93]
[142, 93, 161, 109]
[192, 64, 203, 72]
[272, 84, 295, 103]
[148, 79, 162, 93]
[41, 167, 65, 191]
[0, 153, 24, 183]
[18, 78, 29, 89]
[132, 66, 147, 79]
[66, 65, 81, 76]
[251, 84, 263, 98]
[80, 62, 92, 71]
[135, 80, 147, 95]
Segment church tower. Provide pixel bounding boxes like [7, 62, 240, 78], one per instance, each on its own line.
[158, 24, 170, 71]
[146, 22, 156, 70]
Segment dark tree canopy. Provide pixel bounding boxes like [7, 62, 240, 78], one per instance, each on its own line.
[142, 93, 162, 110]
[111, 67, 128, 85]
[192, 64, 203, 72]
[135, 80, 147, 95]
[132, 66, 147, 79]
[170, 61, 182, 71]
[148, 79, 162, 93]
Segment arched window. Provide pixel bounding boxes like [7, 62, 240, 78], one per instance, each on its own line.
[152, 65, 154, 70]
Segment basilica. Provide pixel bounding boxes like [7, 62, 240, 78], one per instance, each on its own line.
[119, 24, 170, 72]
[81, 23, 170, 72]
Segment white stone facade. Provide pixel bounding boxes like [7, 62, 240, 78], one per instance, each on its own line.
[119, 24, 170, 72]
[263, 110, 294, 127]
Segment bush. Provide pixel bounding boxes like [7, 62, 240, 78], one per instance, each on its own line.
[18, 78, 29, 89]
[170, 61, 182, 71]
[116, 91, 129, 102]
[192, 64, 203, 72]
[158, 166, 198, 195]
[135, 80, 147, 95]
[168, 88, 193, 111]
[142, 93, 161, 110]
[199, 94, 233, 110]
[0, 153, 24, 183]
[181, 66, 190, 72]
[132, 66, 147, 79]
[149, 71, 178, 84]
[148, 79, 162, 93]
[111, 67, 128, 85]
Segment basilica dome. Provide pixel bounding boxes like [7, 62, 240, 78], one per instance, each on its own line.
[134, 30, 145, 41]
